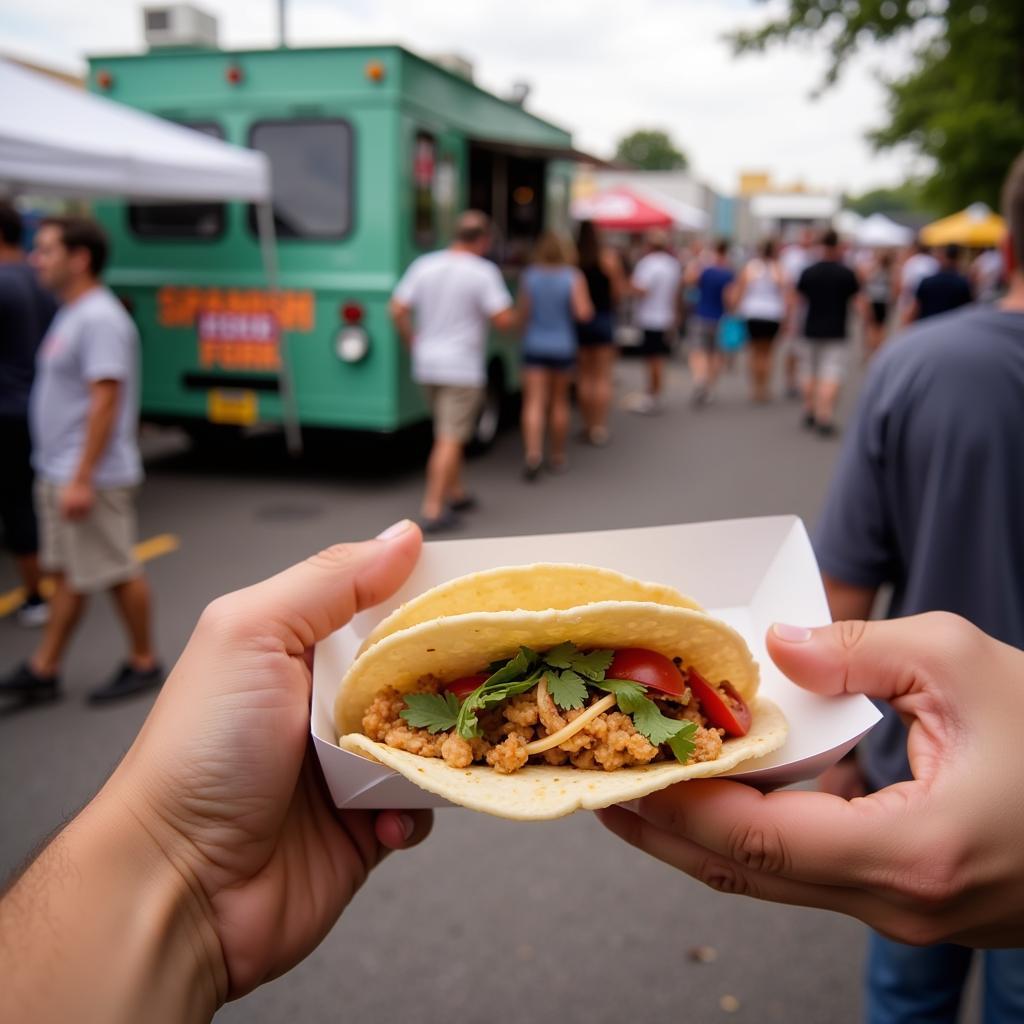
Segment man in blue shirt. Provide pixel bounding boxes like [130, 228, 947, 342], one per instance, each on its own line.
[814, 154, 1024, 1023]
[0, 202, 55, 626]
[905, 244, 974, 323]
[686, 239, 734, 405]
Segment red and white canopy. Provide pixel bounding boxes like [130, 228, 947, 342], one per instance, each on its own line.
[571, 186, 675, 231]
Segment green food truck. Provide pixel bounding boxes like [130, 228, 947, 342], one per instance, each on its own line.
[87, 39, 588, 447]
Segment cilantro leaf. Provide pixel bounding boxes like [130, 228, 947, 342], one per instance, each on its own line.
[400, 692, 460, 734]
[592, 677, 647, 709]
[485, 647, 539, 689]
[543, 641, 577, 669]
[667, 725, 698, 764]
[545, 668, 589, 710]
[631, 698, 691, 746]
[568, 648, 614, 680]
[454, 648, 543, 739]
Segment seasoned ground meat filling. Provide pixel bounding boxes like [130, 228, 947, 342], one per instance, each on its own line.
[361, 675, 726, 774]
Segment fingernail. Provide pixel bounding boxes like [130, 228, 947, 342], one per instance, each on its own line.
[772, 622, 813, 643]
[398, 813, 415, 841]
[376, 519, 413, 541]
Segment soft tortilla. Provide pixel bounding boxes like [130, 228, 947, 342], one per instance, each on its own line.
[359, 563, 704, 654]
[339, 697, 787, 821]
[336, 600, 758, 736]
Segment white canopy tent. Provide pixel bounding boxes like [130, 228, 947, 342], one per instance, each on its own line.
[0, 59, 301, 452]
[833, 209, 864, 238]
[855, 212, 914, 249]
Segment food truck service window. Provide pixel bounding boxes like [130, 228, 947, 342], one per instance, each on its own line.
[129, 122, 226, 239]
[412, 131, 437, 249]
[248, 119, 353, 240]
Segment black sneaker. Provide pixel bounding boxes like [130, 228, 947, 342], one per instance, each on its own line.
[816, 422, 839, 439]
[522, 459, 542, 482]
[448, 494, 478, 514]
[416, 508, 461, 535]
[87, 662, 164, 705]
[0, 662, 60, 702]
[802, 412, 817, 430]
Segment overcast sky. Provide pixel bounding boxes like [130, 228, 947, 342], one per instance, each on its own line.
[0, 0, 931, 195]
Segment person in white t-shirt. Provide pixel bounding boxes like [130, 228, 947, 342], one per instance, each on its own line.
[627, 231, 681, 413]
[390, 211, 514, 533]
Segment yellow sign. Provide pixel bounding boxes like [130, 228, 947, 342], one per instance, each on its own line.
[157, 286, 315, 332]
[207, 389, 259, 426]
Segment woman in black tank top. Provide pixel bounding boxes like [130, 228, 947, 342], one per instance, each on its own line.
[575, 220, 624, 445]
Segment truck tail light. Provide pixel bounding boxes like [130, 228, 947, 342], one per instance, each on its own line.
[340, 301, 364, 324]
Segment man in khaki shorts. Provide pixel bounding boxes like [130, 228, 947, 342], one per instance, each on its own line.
[390, 211, 515, 532]
[0, 217, 162, 705]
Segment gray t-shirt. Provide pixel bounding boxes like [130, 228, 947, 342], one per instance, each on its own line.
[814, 305, 1024, 791]
[29, 287, 142, 488]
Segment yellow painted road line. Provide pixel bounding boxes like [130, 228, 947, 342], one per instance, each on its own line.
[0, 533, 180, 619]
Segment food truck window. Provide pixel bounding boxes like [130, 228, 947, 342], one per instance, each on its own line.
[468, 145, 546, 267]
[412, 131, 437, 248]
[128, 122, 226, 239]
[247, 119, 353, 240]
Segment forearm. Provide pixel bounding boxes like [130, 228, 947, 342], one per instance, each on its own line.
[393, 312, 413, 347]
[0, 786, 225, 1024]
[73, 389, 118, 485]
[822, 573, 877, 621]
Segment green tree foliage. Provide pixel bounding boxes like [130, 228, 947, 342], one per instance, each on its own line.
[845, 181, 932, 217]
[614, 129, 689, 171]
[729, 1, 1024, 211]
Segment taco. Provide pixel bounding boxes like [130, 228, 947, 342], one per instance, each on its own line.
[335, 565, 787, 820]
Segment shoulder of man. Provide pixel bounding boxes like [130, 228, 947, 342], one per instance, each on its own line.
[77, 288, 137, 338]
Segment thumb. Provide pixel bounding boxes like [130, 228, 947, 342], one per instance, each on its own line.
[766, 612, 982, 705]
[224, 519, 422, 651]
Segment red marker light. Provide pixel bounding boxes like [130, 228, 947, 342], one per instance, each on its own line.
[226, 64, 244, 85]
[340, 302, 364, 324]
[96, 70, 114, 90]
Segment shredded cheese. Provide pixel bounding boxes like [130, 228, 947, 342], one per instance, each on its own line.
[524, 680, 617, 755]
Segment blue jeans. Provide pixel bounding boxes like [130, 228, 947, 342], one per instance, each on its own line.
[867, 932, 1024, 1023]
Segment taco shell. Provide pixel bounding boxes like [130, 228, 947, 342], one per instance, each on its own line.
[359, 563, 704, 654]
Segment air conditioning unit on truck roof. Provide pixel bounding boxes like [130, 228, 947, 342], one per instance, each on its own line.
[143, 3, 219, 50]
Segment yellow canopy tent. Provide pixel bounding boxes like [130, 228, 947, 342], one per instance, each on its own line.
[921, 203, 1006, 247]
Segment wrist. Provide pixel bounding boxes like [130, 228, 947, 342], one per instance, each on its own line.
[96, 780, 229, 1016]
[0, 784, 228, 1023]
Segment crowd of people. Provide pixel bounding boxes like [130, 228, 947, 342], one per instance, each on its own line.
[393, 207, 1004, 532]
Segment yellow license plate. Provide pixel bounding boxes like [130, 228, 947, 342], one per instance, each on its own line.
[207, 389, 258, 426]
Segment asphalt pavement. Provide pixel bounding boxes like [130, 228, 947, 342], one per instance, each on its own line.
[0, 347, 981, 1023]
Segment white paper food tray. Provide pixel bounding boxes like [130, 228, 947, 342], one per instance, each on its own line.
[312, 515, 881, 811]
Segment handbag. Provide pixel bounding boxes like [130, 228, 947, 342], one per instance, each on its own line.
[717, 315, 748, 352]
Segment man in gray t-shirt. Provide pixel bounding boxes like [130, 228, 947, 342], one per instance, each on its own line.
[814, 154, 1024, 1024]
[0, 217, 162, 706]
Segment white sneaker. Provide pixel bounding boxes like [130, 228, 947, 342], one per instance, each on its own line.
[16, 599, 50, 628]
[623, 393, 660, 415]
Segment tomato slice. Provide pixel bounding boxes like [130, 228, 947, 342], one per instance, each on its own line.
[686, 668, 751, 736]
[444, 673, 490, 701]
[607, 648, 686, 698]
